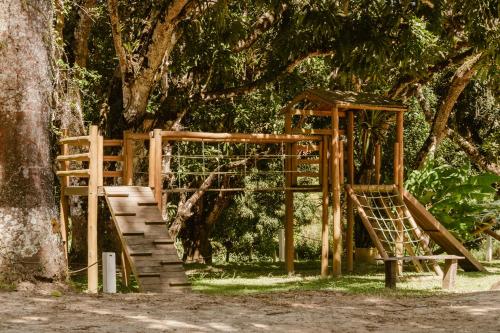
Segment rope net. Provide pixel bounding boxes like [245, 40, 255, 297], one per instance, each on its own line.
[162, 140, 321, 193]
[352, 187, 427, 257]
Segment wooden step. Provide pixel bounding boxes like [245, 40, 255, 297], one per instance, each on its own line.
[129, 251, 152, 257]
[114, 212, 136, 216]
[138, 272, 160, 278]
[153, 239, 174, 245]
[145, 221, 165, 225]
[138, 201, 158, 206]
[161, 260, 184, 265]
[122, 231, 144, 236]
[105, 193, 129, 198]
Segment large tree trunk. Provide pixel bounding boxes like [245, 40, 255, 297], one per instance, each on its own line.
[0, 0, 66, 282]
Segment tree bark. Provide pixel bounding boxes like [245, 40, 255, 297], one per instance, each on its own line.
[447, 127, 500, 175]
[0, 0, 66, 282]
[414, 52, 484, 169]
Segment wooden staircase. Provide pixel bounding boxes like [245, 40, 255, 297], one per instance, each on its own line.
[104, 186, 190, 292]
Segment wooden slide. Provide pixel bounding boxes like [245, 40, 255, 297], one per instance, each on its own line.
[403, 191, 486, 272]
[104, 186, 190, 292]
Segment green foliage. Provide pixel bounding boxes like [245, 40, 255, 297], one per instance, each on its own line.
[406, 161, 500, 241]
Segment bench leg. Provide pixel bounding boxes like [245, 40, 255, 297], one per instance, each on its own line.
[385, 261, 397, 289]
[442, 259, 458, 289]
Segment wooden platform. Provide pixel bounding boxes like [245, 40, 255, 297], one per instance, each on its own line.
[104, 186, 191, 292]
[403, 191, 486, 272]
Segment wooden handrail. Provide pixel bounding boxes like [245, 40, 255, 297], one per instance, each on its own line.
[56, 169, 90, 177]
[56, 153, 90, 162]
[160, 130, 321, 143]
[103, 139, 123, 146]
[59, 136, 90, 145]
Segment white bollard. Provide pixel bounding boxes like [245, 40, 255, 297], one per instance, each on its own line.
[278, 228, 285, 262]
[102, 252, 116, 293]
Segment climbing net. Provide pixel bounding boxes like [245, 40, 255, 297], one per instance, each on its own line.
[352, 187, 426, 257]
[162, 140, 321, 193]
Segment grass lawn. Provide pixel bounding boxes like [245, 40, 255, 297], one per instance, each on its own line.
[187, 259, 500, 297]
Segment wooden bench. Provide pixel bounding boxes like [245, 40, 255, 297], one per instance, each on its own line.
[377, 255, 464, 290]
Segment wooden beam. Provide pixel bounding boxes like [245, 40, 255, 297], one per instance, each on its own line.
[103, 155, 124, 162]
[59, 129, 70, 263]
[153, 129, 163, 210]
[103, 139, 123, 146]
[484, 229, 500, 242]
[331, 106, 342, 277]
[292, 128, 345, 136]
[59, 136, 90, 145]
[98, 135, 103, 187]
[148, 132, 155, 188]
[123, 131, 134, 186]
[290, 109, 346, 117]
[63, 186, 89, 196]
[321, 138, 329, 277]
[351, 184, 395, 192]
[87, 125, 99, 293]
[56, 169, 90, 177]
[160, 131, 320, 143]
[346, 111, 355, 272]
[284, 113, 294, 274]
[56, 153, 90, 161]
[103, 171, 123, 178]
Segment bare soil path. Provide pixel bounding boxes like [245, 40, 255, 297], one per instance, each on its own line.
[1, 288, 499, 332]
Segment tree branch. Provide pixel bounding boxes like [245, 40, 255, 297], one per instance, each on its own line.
[388, 48, 474, 99]
[201, 50, 335, 101]
[413, 52, 485, 169]
[446, 127, 500, 175]
[232, 4, 287, 53]
[74, 0, 97, 68]
[107, 0, 128, 78]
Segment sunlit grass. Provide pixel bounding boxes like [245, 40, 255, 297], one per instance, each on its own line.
[187, 260, 500, 297]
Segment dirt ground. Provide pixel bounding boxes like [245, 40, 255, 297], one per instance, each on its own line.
[1, 286, 500, 333]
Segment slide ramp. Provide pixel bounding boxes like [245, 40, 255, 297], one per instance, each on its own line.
[104, 186, 191, 292]
[403, 191, 485, 272]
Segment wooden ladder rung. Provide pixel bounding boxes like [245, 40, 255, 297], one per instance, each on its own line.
[145, 221, 165, 225]
[153, 239, 174, 245]
[104, 171, 123, 178]
[130, 251, 152, 256]
[114, 212, 136, 216]
[59, 136, 90, 145]
[56, 153, 90, 162]
[103, 156, 123, 162]
[56, 169, 90, 177]
[297, 159, 320, 165]
[295, 172, 320, 178]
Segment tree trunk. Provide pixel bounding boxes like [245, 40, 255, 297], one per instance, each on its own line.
[0, 0, 66, 282]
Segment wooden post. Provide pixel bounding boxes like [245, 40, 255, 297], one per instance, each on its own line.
[321, 138, 329, 277]
[153, 129, 163, 210]
[396, 111, 404, 193]
[284, 113, 294, 274]
[87, 125, 99, 293]
[346, 111, 355, 272]
[442, 259, 458, 289]
[396, 111, 404, 274]
[123, 131, 134, 186]
[120, 251, 130, 287]
[148, 131, 156, 188]
[339, 140, 344, 185]
[98, 135, 103, 187]
[59, 129, 70, 262]
[384, 260, 397, 288]
[331, 106, 342, 277]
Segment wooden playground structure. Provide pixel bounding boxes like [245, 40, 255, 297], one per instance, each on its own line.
[57, 89, 485, 293]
